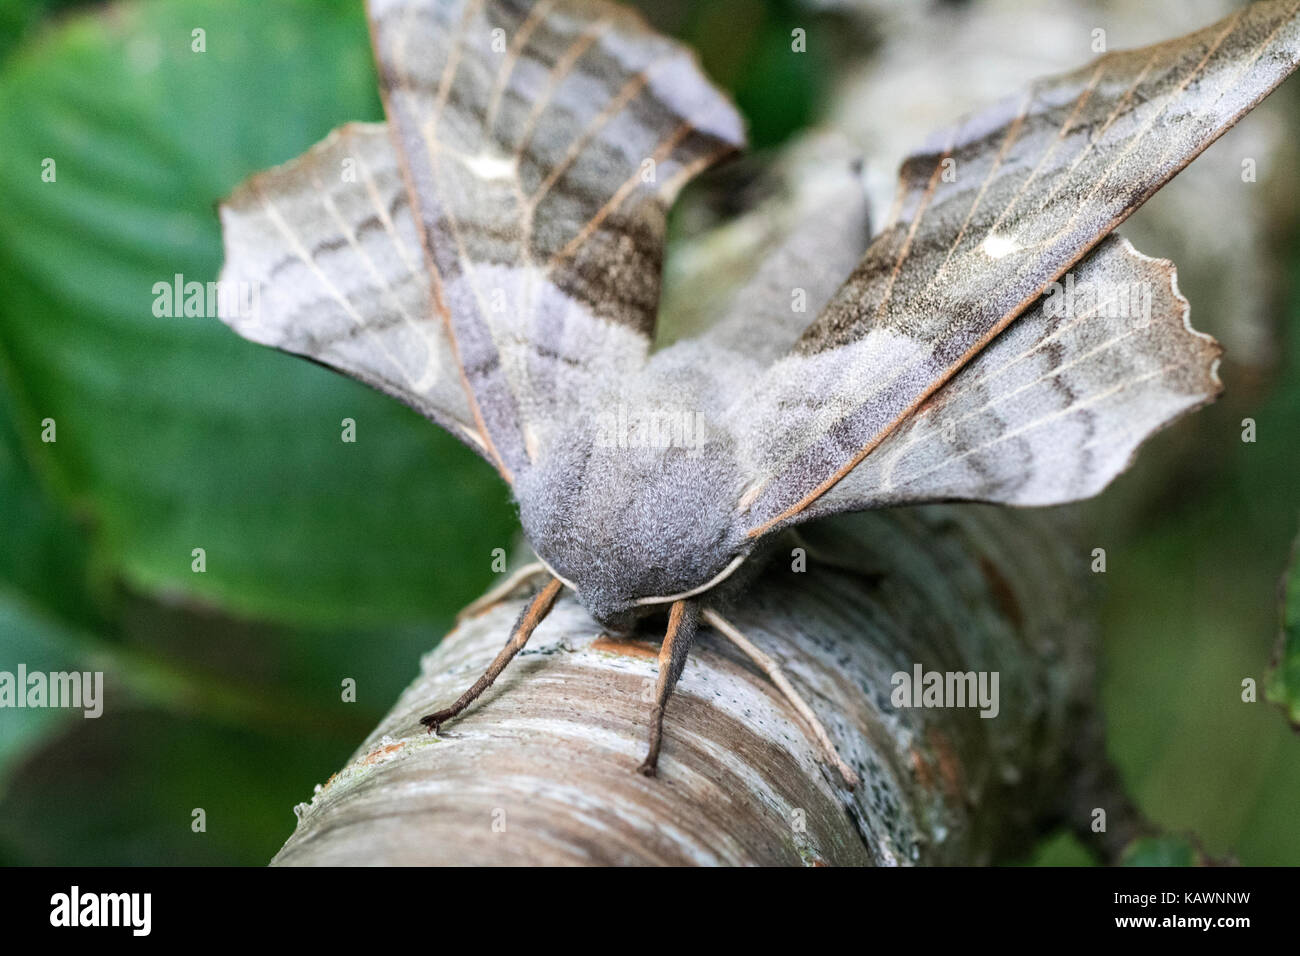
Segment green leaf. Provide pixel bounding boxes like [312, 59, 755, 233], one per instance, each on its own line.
[1266, 527, 1300, 729]
[0, 0, 83, 63]
[0, 594, 80, 790]
[0, 334, 106, 788]
[0, 0, 517, 628]
[0, 706, 345, 864]
[0, 355, 101, 626]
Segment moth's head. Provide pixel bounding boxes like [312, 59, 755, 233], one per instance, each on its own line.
[515, 435, 752, 631]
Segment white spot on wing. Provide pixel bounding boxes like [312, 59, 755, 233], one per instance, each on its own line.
[980, 233, 1022, 259]
[461, 150, 516, 180]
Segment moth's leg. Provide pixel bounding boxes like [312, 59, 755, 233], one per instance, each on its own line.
[421, 576, 564, 734]
[456, 561, 549, 622]
[702, 607, 860, 789]
[636, 599, 700, 778]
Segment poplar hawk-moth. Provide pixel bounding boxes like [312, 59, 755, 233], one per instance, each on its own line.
[218, 0, 1300, 784]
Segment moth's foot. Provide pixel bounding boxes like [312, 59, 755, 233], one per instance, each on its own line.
[420, 710, 452, 735]
[635, 757, 658, 778]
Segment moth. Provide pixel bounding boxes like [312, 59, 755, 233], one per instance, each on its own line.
[219, 0, 1300, 785]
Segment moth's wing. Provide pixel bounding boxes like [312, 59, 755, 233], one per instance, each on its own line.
[800, 234, 1219, 517]
[686, 133, 873, 363]
[367, 0, 744, 479]
[738, 0, 1300, 535]
[218, 123, 491, 458]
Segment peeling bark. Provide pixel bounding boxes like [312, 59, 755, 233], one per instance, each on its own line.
[274, 504, 1103, 866]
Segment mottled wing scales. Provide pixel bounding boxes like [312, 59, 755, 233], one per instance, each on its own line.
[218, 123, 487, 455]
[367, 0, 744, 477]
[741, 0, 1300, 534]
[802, 235, 1219, 516]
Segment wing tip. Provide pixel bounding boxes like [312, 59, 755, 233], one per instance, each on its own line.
[1113, 233, 1223, 392]
[599, 0, 748, 152]
[218, 122, 388, 215]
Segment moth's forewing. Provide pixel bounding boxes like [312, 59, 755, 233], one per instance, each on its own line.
[219, 0, 745, 484]
[366, 0, 743, 479]
[739, 0, 1300, 535]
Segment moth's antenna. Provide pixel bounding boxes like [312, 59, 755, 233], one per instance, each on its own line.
[421, 576, 564, 735]
[702, 607, 860, 789]
[636, 599, 700, 778]
[632, 553, 747, 606]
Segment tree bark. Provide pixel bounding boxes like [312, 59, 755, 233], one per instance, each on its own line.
[272, 504, 1109, 866]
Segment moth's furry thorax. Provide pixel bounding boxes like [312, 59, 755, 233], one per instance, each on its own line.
[515, 424, 754, 630]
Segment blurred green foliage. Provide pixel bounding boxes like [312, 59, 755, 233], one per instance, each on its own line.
[0, 0, 1296, 866]
[0, 0, 81, 60]
[1120, 835, 1199, 868]
[1266, 530, 1300, 727]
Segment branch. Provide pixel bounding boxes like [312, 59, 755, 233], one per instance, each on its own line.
[273, 504, 1109, 866]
